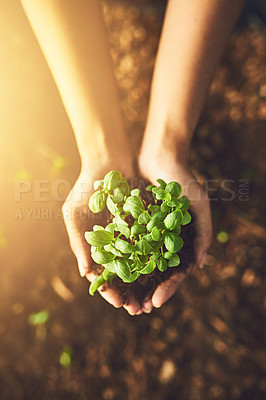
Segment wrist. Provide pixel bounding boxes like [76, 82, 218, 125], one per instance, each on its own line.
[80, 152, 135, 181]
[140, 126, 191, 167]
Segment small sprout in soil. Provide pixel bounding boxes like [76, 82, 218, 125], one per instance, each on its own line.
[85, 170, 192, 295]
[217, 230, 229, 244]
[59, 346, 74, 369]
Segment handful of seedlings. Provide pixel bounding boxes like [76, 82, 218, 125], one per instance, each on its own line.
[85, 170, 192, 295]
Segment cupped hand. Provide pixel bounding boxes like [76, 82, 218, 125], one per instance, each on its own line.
[138, 150, 213, 313]
[62, 167, 141, 315]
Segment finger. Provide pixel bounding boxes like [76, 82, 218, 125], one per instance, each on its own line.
[96, 280, 124, 308]
[123, 295, 141, 316]
[152, 272, 187, 308]
[142, 299, 153, 314]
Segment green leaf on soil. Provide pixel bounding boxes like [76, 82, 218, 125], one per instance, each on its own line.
[114, 237, 135, 254]
[88, 190, 107, 214]
[107, 195, 118, 216]
[118, 177, 130, 197]
[123, 196, 145, 219]
[164, 232, 184, 253]
[116, 224, 130, 239]
[138, 212, 151, 225]
[131, 222, 147, 236]
[85, 230, 113, 247]
[168, 254, 181, 267]
[158, 257, 168, 272]
[103, 170, 122, 191]
[181, 210, 192, 225]
[136, 238, 153, 255]
[112, 187, 124, 204]
[156, 179, 166, 189]
[139, 259, 156, 274]
[151, 226, 161, 241]
[163, 210, 183, 230]
[130, 188, 140, 197]
[91, 250, 115, 265]
[165, 181, 182, 198]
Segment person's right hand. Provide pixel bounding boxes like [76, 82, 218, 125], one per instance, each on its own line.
[62, 167, 142, 315]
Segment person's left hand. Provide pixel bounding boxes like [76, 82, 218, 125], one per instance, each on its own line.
[138, 149, 212, 314]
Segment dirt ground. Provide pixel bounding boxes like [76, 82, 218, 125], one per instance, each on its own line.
[0, 1, 266, 399]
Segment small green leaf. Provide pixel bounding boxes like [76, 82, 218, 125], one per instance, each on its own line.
[148, 205, 161, 215]
[151, 226, 161, 241]
[164, 232, 184, 253]
[158, 257, 167, 272]
[136, 239, 153, 255]
[131, 222, 146, 236]
[146, 184, 156, 192]
[93, 225, 104, 231]
[102, 269, 115, 281]
[151, 211, 167, 221]
[104, 244, 124, 257]
[28, 310, 50, 326]
[85, 230, 113, 247]
[167, 198, 178, 207]
[107, 195, 118, 216]
[217, 231, 229, 243]
[130, 188, 140, 196]
[150, 253, 159, 263]
[177, 195, 191, 211]
[181, 210, 192, 225]
[104, 261, 119, 273]
[156, 179, 166, 189]
[89, 274, 106, 295]
[163, 251, 174, 259]
[147, 218, 162, 232]
[113, 187, 124, 204]
[142, 233, 153, 244]
[103, 170, 122, 191]
[123, 271, 140, 283]
[91, 250, 115, 265]
[151, 240, 164, 252]
[105, 223, 116, 235]
[168, 254, 180, 267]
[113, 213, 128, 226]
[161, 202, 170, 213]
[116, 224, 130, 239]
[91, 245, 101, 253]
[88, 190, 107, 214]
[115, 259, 131, 281]
[138, 212, 151, 224]
[123, 196, 144, 219]
[163, 210, 183, 230]
[119, 177, 130, 196]
[93, 179, 104, 190]
[139, 259, 156, 274]
[165, 181, 182, 198]
[115, 238, 135, 254]
[152, 188, 171, 201]
[59, 346, 73, 369]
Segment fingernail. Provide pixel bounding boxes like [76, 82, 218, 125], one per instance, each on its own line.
[199, 252, 207, 269]
[143, 301, 152, 313]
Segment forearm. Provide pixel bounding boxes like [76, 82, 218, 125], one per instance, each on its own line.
[142, 0, 245, 161]
[20, 0, 132, 170]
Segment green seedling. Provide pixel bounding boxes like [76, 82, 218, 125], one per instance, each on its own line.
[85, 170, 192, 295]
